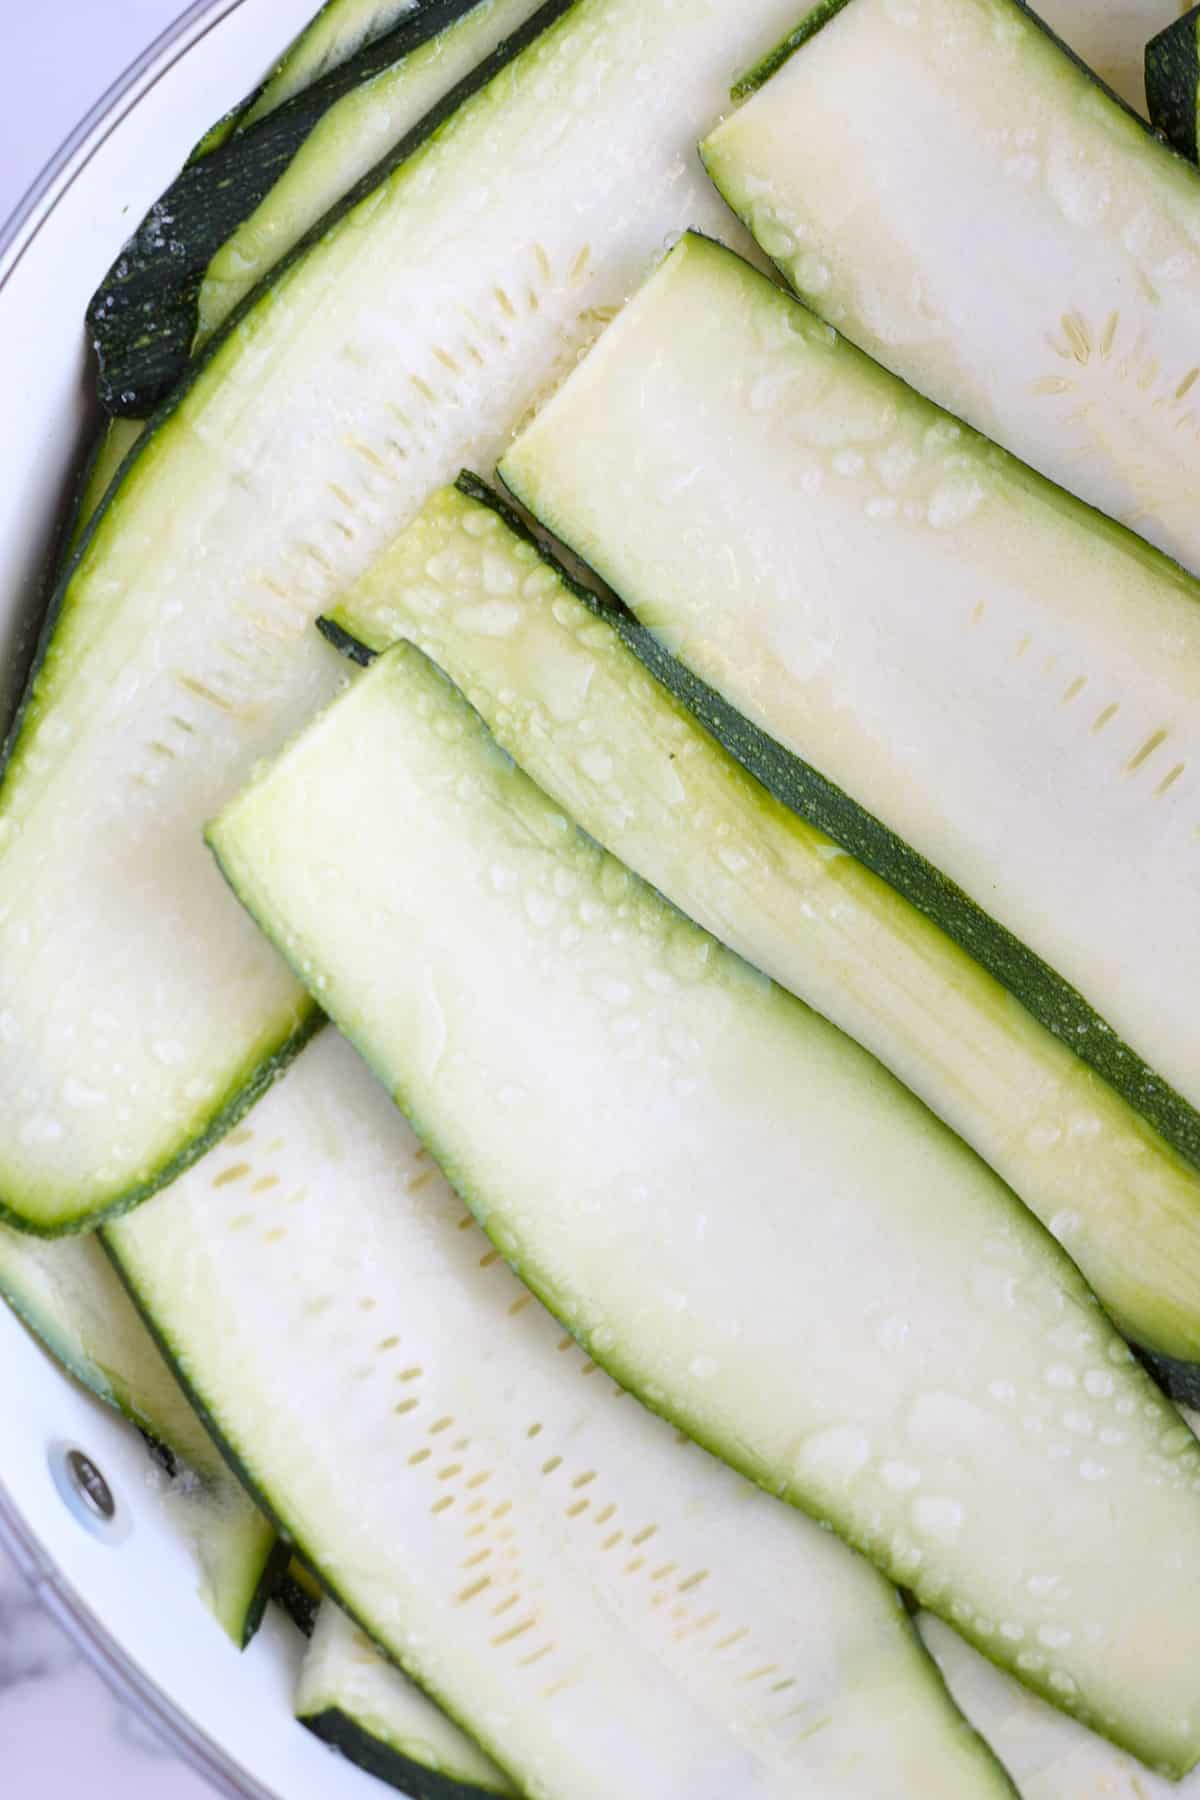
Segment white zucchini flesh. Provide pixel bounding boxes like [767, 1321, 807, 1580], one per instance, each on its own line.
[0, 1225, 278, 1645]
[705, 0, 1200, 579]
[0, 0, 803, 1234]
[501, 231, 1200, 1166]
[210, 642, 1200, 1777]
[1034, 0, 1188, 111]
[297, 1603, 515, 1796]
[105, 1029, 1010, 1800]
[195, 0, 550, 347]
[327, 479, 1200, 1365]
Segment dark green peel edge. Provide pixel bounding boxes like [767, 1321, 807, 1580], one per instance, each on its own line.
[275, 1570, 320, 1639]
[6, 0, 574, 794]
[302, 1711, 509, 1799]
[0, 7, 574, 1233]
[0, 1008, 323, 1238]
[87, 0, 508, 416]
[450, 475, 1200, 1179]
[241, 1538, 293, 1651]
[1146, 6, 1200, 162]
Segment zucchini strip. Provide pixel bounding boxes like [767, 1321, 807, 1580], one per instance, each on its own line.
[704, 0, 1200, 579]
[89, 0, 546, 415]
[107, 1029, 1010, 1800]
[0, 1224, 278, 1647]
[297, 1603, 515, 1797]
[323, 475, 1200, 1370]
[0, 0, 803, 1234]
[191, 0, 423, 160]
[922, 1600, 1200, 1798]
[209, 640, 1200, 1775]
[501, 233, 1200, 1175]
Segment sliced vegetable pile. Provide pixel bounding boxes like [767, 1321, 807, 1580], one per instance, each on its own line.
[6, 1, 1200, 1796]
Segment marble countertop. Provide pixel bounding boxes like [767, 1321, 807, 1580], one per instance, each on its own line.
[2, 7, 226, 1792]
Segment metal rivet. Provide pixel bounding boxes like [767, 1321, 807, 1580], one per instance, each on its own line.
[48, 1440, 130, 1544]
[65, 1449, 115, 1522]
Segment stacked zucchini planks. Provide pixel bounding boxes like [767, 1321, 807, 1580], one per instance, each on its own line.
[7, 0, 1200, 1795]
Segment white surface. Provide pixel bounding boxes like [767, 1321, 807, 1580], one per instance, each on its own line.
[0, 3, 194, 226]
[3, 10, 238, 1798]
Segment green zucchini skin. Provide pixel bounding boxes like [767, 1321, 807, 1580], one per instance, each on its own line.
[1146, 7, 1200, 160]
[6, 0, 570, 794]
[240, 1536, 293, 1651]
[486, 454, 1200, 1182]
[274, 1569, 320, 1638]
[86, 0, 515, 416]
[302, 1710, 509, 1800]
[186, 0, 418, 163]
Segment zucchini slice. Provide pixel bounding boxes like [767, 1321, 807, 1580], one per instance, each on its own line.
[0, 1225, 278, 1646]
[106, 1028, 1009, 1800]
[501, 231, 1200, 1176]
[1034, 0, 1187, 111]
[325, 476, 1200, 1370]
[60, 419, 145, 566]
[89, 0, 546, 416]
[1147, 6, 1200, 160]
[209, 641, 1200, 1776]
[0, 0, 801, 1235]
[298, 1603, 515, 1798]
[922, 1602, 1200, 1798]
[191, 0, 422, 160]
[193, 0, 547, 358]
[703, 0, 1200, 580]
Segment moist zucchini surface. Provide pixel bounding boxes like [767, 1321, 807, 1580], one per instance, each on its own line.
[705, 0, 1200, 579]
[209, 640, 1200, 1774]
[326, 475, 1200, 1369]
[501, 232, 1200, 1176]
[106, 1028, 1008, 1800]
[0, 0, 801, 1234]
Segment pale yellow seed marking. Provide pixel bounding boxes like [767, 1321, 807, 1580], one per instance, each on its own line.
[457, 1576, 492, 1604]
[1156, 763, 1186, 796]
[1092, 703, 1119, 733]
[1128, 729, 1169, 772]
[493, 1618, 537, 1646]
[214, 1161, 251, 1188]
